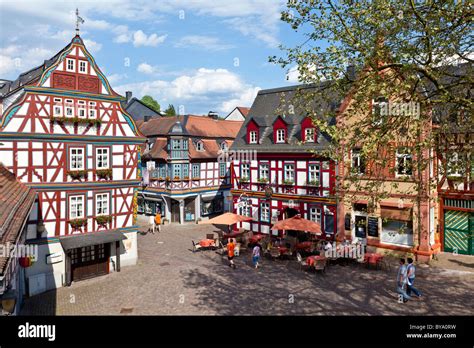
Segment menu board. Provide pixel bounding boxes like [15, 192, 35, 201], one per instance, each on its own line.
[367, 216, 379, 237]
[344, 214, 351, 230]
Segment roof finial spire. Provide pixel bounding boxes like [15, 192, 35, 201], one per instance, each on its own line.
[75, 8, 85, 36]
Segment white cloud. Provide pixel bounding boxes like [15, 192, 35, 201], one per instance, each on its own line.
[115, 68, 260, 114]
[137, 62, 159, 75]
[83, 39, 102, 53]
[133, 30, 167, 47]
[175, 35, 234, 51]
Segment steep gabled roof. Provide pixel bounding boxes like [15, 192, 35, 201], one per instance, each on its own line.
[124, 97, 163, 121]
[0, 164, 36, 276]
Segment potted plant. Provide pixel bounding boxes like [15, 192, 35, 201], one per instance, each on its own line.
[96, 168, 112, 179]
[173, 176, 181, 181]
[257, 177, 269, 184]
[183, 176, 189, 180]
[165, 176, 171, 181]
[69, 218, 87, 229]
[240, 177, 249, 183]
[282, 179, 294, 185]
[95, 215, 112, 227]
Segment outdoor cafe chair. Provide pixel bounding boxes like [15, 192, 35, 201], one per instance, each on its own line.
[296, 252, 311, 271]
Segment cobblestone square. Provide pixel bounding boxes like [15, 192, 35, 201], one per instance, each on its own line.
[21, 223, 474, 316]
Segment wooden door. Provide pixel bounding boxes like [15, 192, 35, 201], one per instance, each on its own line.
[71, 244, 109, 282]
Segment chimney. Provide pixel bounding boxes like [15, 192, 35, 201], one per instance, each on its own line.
[208, 111, 219, 119]
[144, 115, 152, 122]
[126, 91, 132, 103]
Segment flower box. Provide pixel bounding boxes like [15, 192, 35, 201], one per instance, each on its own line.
[49, 116, 102, 126]
[95, 215, 112, 226]
[67, 170, 88, 180]
[192, 177, 200, 180]
[69, 218, 87, 229]
[257, 178, 269, 183]
[96, 168, 112, 179]
[240, 177, 250, 183]
[308, 180, 319, 187]
[282, 179, 294, 185]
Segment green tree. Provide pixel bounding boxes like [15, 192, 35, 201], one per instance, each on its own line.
[141, 95, 161, 113]
[164, 104, 177, 116]
[272, 1, 472, 252]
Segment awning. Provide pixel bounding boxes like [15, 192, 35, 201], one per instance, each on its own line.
[380, 207, 412, 221]
[198, 212, 253, 225]
[271, 216, 322, 235]
[60, 230, 127, 251]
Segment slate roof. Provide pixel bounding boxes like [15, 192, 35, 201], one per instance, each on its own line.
[231, 83, 341, 153]
[0, 165, 36, 276]
[124, 97, 162, 121]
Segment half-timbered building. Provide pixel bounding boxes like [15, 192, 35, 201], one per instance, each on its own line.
[0, 34, 145, 292]
[230, 85, 339, 240]
[137, 115, 242, 224]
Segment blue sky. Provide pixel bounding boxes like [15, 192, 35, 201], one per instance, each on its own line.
[0, 0, 307, 115]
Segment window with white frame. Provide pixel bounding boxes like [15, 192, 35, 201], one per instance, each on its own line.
[249, 131, 258, 144]
[396, 148, 413, 176]
[195, 141, 204, 151]
[260, 202, 270, 222]
[259, 163, 269, 180]
[351, 148, 365, 175]
[96, 148, 109, 169]
[95, 193, 109, 216]
[309, 207, 322, 223]
[66, 58, 75, 72]
[447, 152, 463, 176]
[89, 102, 97, 118]
[69, 195, 84, 219]
[79, 60, 87, 73]
[241, 163, 250, 180]
[372, 96, 388, 126]
[192, 163, 200, 178]
[78, 101, 86, 118]
[308, 164, 320, 184]
[240, 203, 252, 217]
[305, 128, 315, 142]
[65, 100, 74, 117]
[70, 148, 85, 170]
[276, 128, 286, 143]
[283, 163, 294, 183]
[53, 98, 62, 116]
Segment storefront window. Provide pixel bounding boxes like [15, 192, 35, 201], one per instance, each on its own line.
[201, 197, 224, 216]
[381, 219, 414, 246]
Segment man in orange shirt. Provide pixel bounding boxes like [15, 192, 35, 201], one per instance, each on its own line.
[227, 238, 236, 269]
[154, 211, 161, 234]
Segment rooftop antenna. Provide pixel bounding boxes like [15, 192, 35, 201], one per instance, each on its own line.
[75, 8, 85, 36]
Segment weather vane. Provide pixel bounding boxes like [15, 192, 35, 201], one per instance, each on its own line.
[75, 8, 85, 35]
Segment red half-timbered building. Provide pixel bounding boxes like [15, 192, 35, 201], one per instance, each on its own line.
[0, 34, 145, 292]
[230, 85, 339, 241]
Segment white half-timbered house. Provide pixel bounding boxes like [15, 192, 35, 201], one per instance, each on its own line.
[0, 34, 145, 293]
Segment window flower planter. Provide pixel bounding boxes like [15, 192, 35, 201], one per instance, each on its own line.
[165, 176, 171, 181]
[308, 180, 319, 187]
[95, 215, 112, 226]
[67, 170, 88, 180]
[69, 218, 87, 229]
[183, 176, 189, 180]
[240, 177, 250, 183]
[192, 177, 200, 180]
[49, 116, 102, 127]
[257, 178, 269, 183]
[282, 179, 294, 185]
[96, 169, 112, 179]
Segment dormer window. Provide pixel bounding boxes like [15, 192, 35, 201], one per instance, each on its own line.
[195, 141, 204, 151]
[249, 131, 258, 144]
[304, 128, 315, 143]
[276, 129, 286, 143]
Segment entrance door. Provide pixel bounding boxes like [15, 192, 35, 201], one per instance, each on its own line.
[444, 210, 474, 255]
[71, 244, 110, 281]
[171, 200, 180, 223]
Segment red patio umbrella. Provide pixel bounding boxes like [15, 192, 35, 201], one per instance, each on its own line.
[271, 215, 322, 235]
[198, 212, 254, 238]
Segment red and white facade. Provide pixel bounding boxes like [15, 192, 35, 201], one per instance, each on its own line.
[0, 35, 145, 293]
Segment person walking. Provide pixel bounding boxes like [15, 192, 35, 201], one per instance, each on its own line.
[148, 214, 155, 234]
[227, 238, 236, 269]
[396, 258, 411, 303]
[406, 258, 422, 298]
[154, 211, 162, 233]
[252, 243, 261, 269]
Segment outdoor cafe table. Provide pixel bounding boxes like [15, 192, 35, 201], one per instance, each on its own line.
[199, 239, 216, 248]
[306, 255, 326, 266]
[364, 252, 383, 266]
[278, 246, 290, 255]
[249, 234, 266, 244]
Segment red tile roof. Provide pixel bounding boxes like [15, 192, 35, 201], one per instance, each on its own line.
[0, 164, 36, 275]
